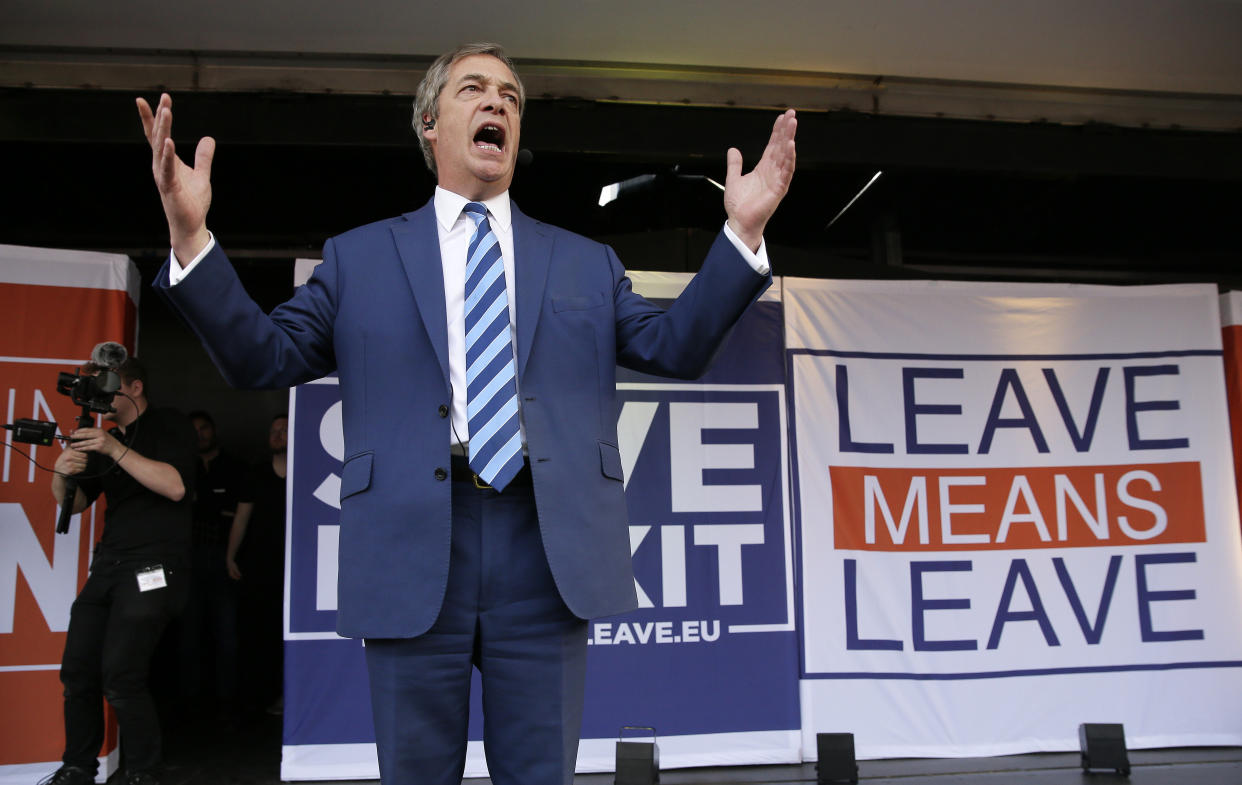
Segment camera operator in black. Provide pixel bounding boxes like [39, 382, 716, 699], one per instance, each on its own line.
[43, 358, 196, 785]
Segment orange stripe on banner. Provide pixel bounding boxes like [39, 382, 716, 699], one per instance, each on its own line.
[0, 670, 67, 764]
[0, 283, 135, 359]
[0, 671, 117, 766]
[1223, 324, 1242, 538]
[832, 462, 1205, 551]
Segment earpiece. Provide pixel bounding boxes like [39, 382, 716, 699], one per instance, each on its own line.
[423, 118, 436, 131]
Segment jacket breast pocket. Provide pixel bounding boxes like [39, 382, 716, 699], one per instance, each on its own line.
[339, 452, 374, 502]
[552, 292, 607, 312]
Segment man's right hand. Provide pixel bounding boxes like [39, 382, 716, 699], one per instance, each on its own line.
[50, 444, 89, 513]
[53, 444, 87, 477]
[137, 93, 215, 264]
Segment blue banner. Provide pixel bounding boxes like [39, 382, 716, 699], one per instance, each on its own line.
[281, 283, 800, 776]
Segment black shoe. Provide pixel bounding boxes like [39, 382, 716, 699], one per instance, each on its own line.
[36, 766, 94, 785]
[125, 773, 160, 785]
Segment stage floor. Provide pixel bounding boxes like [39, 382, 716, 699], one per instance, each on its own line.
[153, 711, 1241, 784]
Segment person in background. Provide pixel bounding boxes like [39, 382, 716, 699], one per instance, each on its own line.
[179, 410, 246, 715]
[227, 413, 289, 715]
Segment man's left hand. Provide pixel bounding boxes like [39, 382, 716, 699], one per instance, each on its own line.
[724, 109, 797, 253]
[69, 427, 123, 461]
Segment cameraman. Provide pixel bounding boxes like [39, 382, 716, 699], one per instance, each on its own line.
[43, 358, 196, 785]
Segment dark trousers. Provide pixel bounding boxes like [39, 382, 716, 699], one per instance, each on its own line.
[60, 559, 187, 774]
[236, 572, 284, 709]
[364, 471, 588, 785]
[179, 542, 239, 703]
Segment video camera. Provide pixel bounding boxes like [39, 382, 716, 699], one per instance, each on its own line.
[4, 342, 128, 445]
[2, 341, 130, 533]
[55, 341, 128, 415]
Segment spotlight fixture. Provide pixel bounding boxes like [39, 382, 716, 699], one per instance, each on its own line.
[598, 168, 724, 207]
[615, 725, 659, 785]
[815, 732, 859, 784]
[1079, 723, 1130, 776]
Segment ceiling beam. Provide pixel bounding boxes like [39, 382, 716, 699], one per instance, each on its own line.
[3, 45, 1240, 133]
[2, 87, 1239, 183]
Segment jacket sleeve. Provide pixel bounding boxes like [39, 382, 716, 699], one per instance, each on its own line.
[611, 230, 771, 379]
[153, 238, 342, 390]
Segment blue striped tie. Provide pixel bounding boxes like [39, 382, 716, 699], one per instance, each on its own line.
[462, 202, 523, 491]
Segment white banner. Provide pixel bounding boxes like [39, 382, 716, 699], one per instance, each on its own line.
[787, 278, 1242, 758]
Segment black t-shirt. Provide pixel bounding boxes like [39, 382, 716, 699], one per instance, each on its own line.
[237, 459, 287, 583]
[77, 406, 197, 565]
[192, 450, 248, 548]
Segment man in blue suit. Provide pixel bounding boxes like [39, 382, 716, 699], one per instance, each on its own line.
[138, 42, 795, 785]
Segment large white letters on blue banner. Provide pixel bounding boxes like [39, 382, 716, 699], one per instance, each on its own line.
[579, 274, 799, 770]
[280, 271, 799, 778]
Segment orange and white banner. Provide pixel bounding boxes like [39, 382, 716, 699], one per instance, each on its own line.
[0, 245, 139, 783]
[787, 279, 1242, 758]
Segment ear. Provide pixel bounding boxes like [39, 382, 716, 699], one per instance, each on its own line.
[129, 378, 144, 400]
[422, 115, 437, 143]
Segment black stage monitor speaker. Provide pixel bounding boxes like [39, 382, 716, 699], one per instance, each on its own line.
[816, 732, 859, 784]
[615, 726, 659, 785]
[1079, 723, 1131, 776]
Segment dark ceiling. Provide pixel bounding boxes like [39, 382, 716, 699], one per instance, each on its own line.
[3, 87, 1241, 306]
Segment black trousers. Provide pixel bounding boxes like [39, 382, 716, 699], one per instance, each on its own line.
[179, 543, 239, 702]
[60, 559, 187, 774]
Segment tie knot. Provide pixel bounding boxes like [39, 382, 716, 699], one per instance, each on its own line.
[463, 202, 488, 226]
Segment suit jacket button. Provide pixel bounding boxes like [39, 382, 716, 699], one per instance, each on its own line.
[438, 404, 449, 418]
[434, 467, 447, 481]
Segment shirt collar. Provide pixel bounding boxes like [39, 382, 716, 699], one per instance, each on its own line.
[434, 186, 512, 234]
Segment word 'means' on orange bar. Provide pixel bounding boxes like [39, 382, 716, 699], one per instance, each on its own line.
[832, 462, 1205, 552]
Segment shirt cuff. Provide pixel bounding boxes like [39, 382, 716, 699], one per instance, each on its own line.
[167, 231, 217, 286]
[722, 222, 770, 276]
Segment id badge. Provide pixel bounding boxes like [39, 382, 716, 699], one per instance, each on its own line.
[136, 565, 167, 592]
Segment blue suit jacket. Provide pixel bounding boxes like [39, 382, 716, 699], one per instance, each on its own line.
[156, 199, 770, 638]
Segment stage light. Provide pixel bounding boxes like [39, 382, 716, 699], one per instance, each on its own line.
[816, 732, 859, 784]
[597, 170, 724, 207]
[825, 171, 882, 231]
[615, 725, 659, 785]
[1079, 723, 1131, 776]
[599, 174, 658, 207]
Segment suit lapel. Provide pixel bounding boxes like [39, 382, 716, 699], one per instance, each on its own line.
[512, 203, 552, 381]
[391, 201, 450, 384]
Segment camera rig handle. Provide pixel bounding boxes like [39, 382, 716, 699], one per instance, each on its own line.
[56, 406, 96, 535]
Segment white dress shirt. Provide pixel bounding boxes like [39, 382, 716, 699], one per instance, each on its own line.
[432, 187, 521, 451]
[168, 188, 770, 450]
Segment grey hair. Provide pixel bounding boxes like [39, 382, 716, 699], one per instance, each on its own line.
[412, 42, 526, 176]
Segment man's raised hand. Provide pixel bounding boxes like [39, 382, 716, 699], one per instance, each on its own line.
[136, 93, 215, 264]
[723, 108, 797, 254]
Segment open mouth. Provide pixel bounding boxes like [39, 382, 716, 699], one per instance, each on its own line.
[473, 123, 506, 153]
